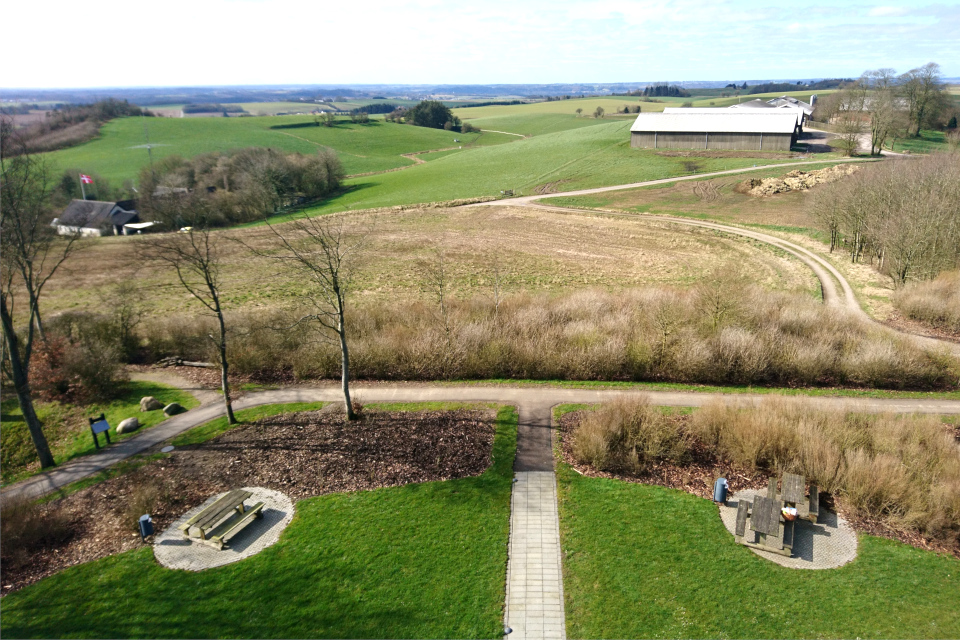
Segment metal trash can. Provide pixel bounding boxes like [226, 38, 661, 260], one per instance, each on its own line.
[138, 514, 154, 541]
[713, 478, 729, 504]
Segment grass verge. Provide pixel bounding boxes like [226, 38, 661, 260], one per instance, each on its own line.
[556, 464, 960, 639]
[1, 381, 198, 486]
[1, 405, 517, 639]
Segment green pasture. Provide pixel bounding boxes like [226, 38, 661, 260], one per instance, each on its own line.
[42, 116, 493, 183]
[887, 129, 951, 154]
[463, 112, 612, 136]
[269, 121, 807, 221]
[1, 404, 518, 639]
[0, 381, 198, 486]
[557, 464, 960, 639]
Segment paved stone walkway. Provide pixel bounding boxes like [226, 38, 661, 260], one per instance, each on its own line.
[505, 471, 566, 640]
[718, 490, 858, 569]
[154, 486, 294, 571]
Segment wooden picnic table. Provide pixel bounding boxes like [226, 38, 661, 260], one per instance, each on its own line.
[781, 473, 805, 505]
[750, 495, 782, 537]
[179, 489, 264, 550]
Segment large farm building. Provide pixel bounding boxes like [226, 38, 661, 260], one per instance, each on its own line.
[630, 111, 799, 151]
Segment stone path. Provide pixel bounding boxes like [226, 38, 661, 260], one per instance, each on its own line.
[505, 401, 566, 639]
[154, 486, 294, 571]
[718, 490, 858, 570]
[505, 471, 565, 639]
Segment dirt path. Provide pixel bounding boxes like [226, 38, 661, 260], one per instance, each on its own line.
[5, 383, 960, 502]
[467, 159, 960, 357]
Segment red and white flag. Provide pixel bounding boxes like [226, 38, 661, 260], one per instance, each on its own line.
[80, 174, 93, 184]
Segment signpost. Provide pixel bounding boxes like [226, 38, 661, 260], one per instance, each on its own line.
[89, 413, 111, 450]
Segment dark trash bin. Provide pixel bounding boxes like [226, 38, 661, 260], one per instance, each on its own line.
[139, 514, 154, 541]
[713, 478, 729, 503]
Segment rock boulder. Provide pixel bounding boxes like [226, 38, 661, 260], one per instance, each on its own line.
[140, 396, 164, 412]
[163, 402, 187, 417]
[117, 417, 140, 434]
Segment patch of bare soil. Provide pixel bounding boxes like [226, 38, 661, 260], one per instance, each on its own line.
[656, 150, 796, 159]
[741, 164, 859, 197]
[558, 411, 960, 559]
[535, 180, 572, 195]
[883, 312, 960, 343]
[1, 408, 496, 595]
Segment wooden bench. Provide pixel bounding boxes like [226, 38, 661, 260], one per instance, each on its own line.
[735, 499, 751, 542]
[766, 477, 778, 499]
[179, 489, 264, 550]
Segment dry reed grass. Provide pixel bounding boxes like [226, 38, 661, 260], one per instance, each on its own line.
[686, 398, 960, 539]
[0, 496, 72, 570]
[893, 270, 960, 334]
[140, 285, 959, 390]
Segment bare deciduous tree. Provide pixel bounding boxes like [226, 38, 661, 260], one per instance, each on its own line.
[862, 68, 902, 155]
[144, 200, 237, 424]
[899, 62, 947, 137]
[259, 214, 364, 420]
[1, 139, 81, 468]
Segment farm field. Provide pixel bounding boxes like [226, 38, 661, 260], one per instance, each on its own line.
[37, 203, 820, 318]
[557, 465, 960, 639]
[1, 405, 518, 639]
[41, 116, 495, 183]
[285, 121, 814, 218]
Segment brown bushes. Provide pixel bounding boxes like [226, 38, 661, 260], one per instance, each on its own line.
[0, 496, 72, 570]
[572, 396, 688, 473]
[137, 286, 960, 390]
[893, 270, 960, 334]
[686, 398, 960, 539]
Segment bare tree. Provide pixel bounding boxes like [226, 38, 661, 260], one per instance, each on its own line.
[899, 62, 946, 137]
[418, 242, 452, 335]
[862, 68, 902, 155]
[593, 106, 605, 119]
[143, 200, 237, 424]
[575, 108, 583, 117]
[1, 138, 81, 468]
[258, 214, 364, 420]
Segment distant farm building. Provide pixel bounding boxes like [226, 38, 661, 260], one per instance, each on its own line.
[630, 112, 799, 151]
[54, 199, 145, 237]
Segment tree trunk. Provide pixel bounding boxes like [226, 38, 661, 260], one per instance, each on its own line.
[217, 312, 236, 425]
[1, 300, 55, 468]
[338, 319, 356, 421]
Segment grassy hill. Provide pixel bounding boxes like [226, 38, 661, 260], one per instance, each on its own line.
[42, 116, 501, 182]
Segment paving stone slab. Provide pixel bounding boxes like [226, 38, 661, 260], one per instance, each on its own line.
[719, 489, 858, 569]
[154, 487, 293, 571]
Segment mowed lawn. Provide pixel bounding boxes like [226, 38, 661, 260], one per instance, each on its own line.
[42, 116, 497, 183]
[1, 406, 518, 639]
[557, 464, 960, 639]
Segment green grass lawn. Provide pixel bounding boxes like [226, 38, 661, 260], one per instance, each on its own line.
[2, 405, 518, 639]
[262, 121, 809, 223]
[887, 130, 951, 154]
[42, 116, 497, 184]
[557, 464, 960, 639]
[1, 381, 198, 486]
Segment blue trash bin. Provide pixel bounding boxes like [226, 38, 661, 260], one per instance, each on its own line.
[138, 514, 154, 540]
[713, 478, 729, 503]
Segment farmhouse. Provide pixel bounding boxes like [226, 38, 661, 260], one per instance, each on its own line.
[630, 111, 798, 151]
[53, 199, 142, 237]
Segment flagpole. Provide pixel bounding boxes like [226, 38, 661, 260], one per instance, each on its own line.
[79, 173, 86, 200]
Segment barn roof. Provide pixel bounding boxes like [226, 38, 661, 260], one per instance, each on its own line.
[630, 111, 799, 134]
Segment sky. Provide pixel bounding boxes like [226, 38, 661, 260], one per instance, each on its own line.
[3, 0, 958, 88]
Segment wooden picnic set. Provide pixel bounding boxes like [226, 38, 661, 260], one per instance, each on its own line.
[179, 489, 265, 550]
[734, 473, 819, 557]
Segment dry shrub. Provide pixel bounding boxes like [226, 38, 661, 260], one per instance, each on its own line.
[139, 286, 959, 391]
[121, 479, 172, 532]
[572, 396, 688, 473]
[0, 496, 72, 570]
[688, 397, 960, 540]
[893, 270, 960, 334]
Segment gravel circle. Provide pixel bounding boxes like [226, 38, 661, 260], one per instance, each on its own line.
[719, 489, 858, 570]
[154, 487, 293, 571]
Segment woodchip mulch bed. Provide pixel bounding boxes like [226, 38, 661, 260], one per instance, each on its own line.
[1, 408, 496, 596]
[557, 411, 960, 560]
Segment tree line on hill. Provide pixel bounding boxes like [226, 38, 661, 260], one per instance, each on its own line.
[634, 84, 690, 98]
[811, 62, 958, 155]
[181, 103, 247, 114]
[385, 100, 475, 131]
[0, 99, 151, 157]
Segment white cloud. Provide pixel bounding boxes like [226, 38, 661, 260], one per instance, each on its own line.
[869, 5, 910, 16]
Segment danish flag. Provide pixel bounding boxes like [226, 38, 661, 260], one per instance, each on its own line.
[80, 174, 93, 184]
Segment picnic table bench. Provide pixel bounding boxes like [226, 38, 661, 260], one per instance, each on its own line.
[179, 489, 264, 550]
